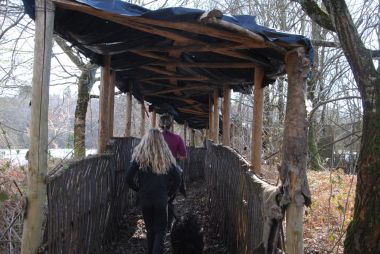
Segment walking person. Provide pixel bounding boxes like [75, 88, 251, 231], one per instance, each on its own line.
[126, 128, 181, 254]
[158, 114, 187, 230]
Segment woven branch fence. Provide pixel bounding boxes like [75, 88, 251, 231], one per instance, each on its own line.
[45, 137, 140, 254]
[43, 137, 279, 254]
[204, 140, 282, 253]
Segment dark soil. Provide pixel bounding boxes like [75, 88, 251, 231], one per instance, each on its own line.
[103, 180, 228, 254]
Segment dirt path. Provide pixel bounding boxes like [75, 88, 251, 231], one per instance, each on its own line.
[103, 180, 228, 254]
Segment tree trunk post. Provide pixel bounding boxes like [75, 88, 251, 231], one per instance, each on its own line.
[222, 84, 231, 146]
[21, 1, 54, 253]
[208, 94, 213, 139]
[190, 128, 195, 147]
[251, 67, 264, 174]
[151, 110, 157, 128]
[184, 121, 188, 145]
[108, 70, 115, 139]
[124, 82, 133, 137]
[282, 47, 311, 254]
[98, 55, 111, 153]
[140, 100, 146, 137]
[213, 88, 219, 143]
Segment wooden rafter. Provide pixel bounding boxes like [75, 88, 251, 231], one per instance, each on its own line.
[149, 61, 257, 69]
[142, 75, 209, 82]
[143, 85, 210, 96]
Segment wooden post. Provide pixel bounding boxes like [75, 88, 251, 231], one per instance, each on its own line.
[208, 94, 213, 139]
[151, 110, 157, 128]
[213, 88, 219, 143]
[184, 121, 188, 145]
[190, 128, 195, 147]
[251, 67, 264, 174]
[108, 70, 115, 138]
[124, 82, 132, 137]
[21, 1, 54, 253]
[222, 85, 231, 146]
[282, 48, 310, 254]
[98, 55, 111, 153]
[140, 100, 146, 137]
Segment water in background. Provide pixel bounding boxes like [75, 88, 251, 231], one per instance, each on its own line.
[0, 149, 97, 165]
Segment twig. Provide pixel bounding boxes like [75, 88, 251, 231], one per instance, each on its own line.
[13, 180, 23, 196]
[0, 212, 22, 241]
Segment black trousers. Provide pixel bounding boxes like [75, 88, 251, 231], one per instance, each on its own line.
[140, 194, 168, 254]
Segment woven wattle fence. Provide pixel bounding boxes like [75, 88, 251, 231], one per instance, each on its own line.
[204, 140, 282, 253]
[45, 137, 140, 254]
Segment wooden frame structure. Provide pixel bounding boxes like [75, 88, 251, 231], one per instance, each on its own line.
[23, 1, 311, 253]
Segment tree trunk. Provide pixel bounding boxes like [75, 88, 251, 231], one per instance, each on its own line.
[308, 122, 323, 170]
[73, 68, 94, 158]
[21, 1, 54, 253]
[282, 47, 311, 254]
[319, 1, 380, 252]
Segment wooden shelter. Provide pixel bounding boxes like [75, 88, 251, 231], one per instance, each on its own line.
[22, 0, 312, 253]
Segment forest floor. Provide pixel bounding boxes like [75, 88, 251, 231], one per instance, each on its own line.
[0, 162, 356, 254]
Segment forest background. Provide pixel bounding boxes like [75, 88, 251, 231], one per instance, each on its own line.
[0, 0, 378, 253]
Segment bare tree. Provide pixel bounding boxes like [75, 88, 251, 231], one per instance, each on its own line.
[291, 0, 380, 252]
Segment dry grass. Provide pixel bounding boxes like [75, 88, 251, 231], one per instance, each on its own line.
[305, 169, 356, 253]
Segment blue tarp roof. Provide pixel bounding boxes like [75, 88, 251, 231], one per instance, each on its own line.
[23, 0, 313, 129]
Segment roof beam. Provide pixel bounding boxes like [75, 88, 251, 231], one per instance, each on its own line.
[143, 85, 210, 96]
[149, 62, 257, 69]
[142, 75, 209, 82]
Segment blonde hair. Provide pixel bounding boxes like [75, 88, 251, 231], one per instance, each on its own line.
[132, 128, 176, 174]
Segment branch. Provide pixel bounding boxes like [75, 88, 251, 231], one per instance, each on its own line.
[0, 13, 25, 40]
[291, 0, 336, 32]
[371, 50, 380, 59]
[54, 35, 86, 70]
[308, 96, 362, 121]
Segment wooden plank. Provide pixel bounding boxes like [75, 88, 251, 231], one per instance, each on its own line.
[213, 88, 219, 143]
[108, 71, 116, 138]
[98, 55, 111, 153]
[222, 85, 231, 146]
[124, 82, 133, 137]
[251, 67, 264, 174]
[21, 1, 54, 253]
[177, 107, 209, 116]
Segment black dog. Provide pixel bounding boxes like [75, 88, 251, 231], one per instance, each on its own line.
[170, 212, 204, 254]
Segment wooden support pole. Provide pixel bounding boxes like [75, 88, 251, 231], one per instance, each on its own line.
[213, 88, 219, 143]
[124, 82, 133, 137]
[208, 94, 213, 139]
[108, 70, 115, 138]
[184, 121, 188, 145]
[21, 1, 54, 253]
[190, 128, 195, 147]
[222, 85, 231, 146]
[251, 67, 264, 174]
[282, 47, 310, 254]
[98, 55, 111, 153]
[151, 110, 157, 128]
[140, 101, 146, 137]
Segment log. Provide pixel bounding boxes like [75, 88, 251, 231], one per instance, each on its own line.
[21, 1, 54, 254]
[124, 83, 133, 137]
[282, 47, 311, 254]
[213, 88, 219, 143]
[222, 85, 231, 146]
[140, 101, 146, 137]
[208, 94, 213, 139]
[98, 55, 111, 153]
[108, 71, 115, 138]
[251, 67, 264, 174]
